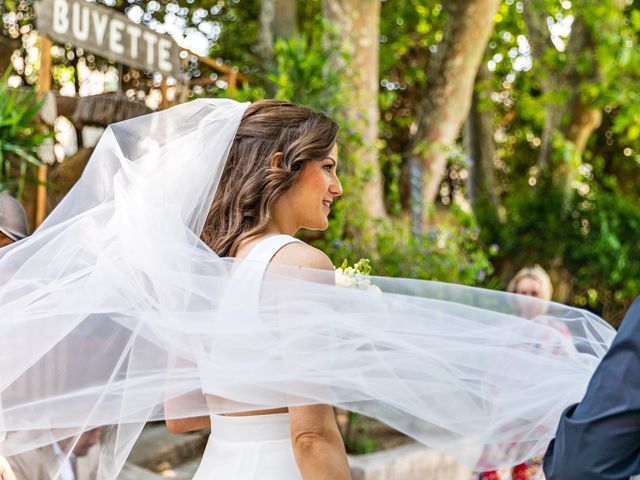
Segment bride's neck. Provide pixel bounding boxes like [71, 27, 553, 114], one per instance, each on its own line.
[265, 205, 298, 236]
[263, 197, 300, 236]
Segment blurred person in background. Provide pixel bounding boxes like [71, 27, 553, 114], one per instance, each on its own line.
[475, 265, 557, 480]
[7, 428, 101, 480]
[0, 192, 28, 248]
[0, 192, 28, 480]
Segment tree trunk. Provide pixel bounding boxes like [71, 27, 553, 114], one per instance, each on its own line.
[522, 2, 621, 303]
[524, 3, 610, 207]
[322, 0, 386, 219]
[259, 0, 298, 59]
[522, 0, 562, 172]
[464, 63, 501, 240]
[557, 15, 602, 201]
[409, 0, 501, 216]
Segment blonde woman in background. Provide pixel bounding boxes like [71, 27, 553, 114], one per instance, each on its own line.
[508, 265, 572, 342]
[476, 265, 561, 480]
[508, 265, 553, 301]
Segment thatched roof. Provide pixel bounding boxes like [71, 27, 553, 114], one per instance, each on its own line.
[72, 92, 152, 127]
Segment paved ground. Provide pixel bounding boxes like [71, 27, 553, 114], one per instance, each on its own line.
[123, 423, 206, 479]
[124, 422, 472, 480]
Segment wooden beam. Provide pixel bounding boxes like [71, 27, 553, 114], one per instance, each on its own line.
[37, 36, 52, 107]
[187, 77, 218, 86]
[182, 48, 247, 82]
[227, 70, 237, 99]
[35, 35, 52, 228]
[160, 77, 169, 109]
[53, 92, 78, 117]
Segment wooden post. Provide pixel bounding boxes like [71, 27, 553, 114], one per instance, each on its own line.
[35, 35, 52, 227]
[178, 77, 190, 105]
[160, 76, 169, 110]
[227, 70, 238, 99]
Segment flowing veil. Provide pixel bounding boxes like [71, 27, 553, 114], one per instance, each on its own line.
[0, 99, 615, 478]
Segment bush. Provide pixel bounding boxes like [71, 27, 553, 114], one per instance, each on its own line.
[317, 208, 494, 286]
[500, 182, 640, 322]
[0, 67, 51, 198]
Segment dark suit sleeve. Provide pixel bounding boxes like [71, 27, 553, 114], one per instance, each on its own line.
[544, 296, 640, 480]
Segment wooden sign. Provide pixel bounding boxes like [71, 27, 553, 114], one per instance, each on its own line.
[34, 0, 183, 78]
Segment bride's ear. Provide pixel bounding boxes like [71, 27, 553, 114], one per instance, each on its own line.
[270, 152, 284, 169]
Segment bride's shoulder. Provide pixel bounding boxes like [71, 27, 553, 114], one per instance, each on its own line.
[272, 240, 334, 271]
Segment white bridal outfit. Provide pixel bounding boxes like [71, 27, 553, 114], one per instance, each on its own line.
[193, 234, 303, 480]
[194, 413, 300, 480]
[0, 99, 616, 479]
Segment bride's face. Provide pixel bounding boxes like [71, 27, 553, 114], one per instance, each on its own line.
[280, 144, 342, 231]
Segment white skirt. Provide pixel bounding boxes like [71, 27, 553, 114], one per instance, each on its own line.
[192, 413, 303, 480]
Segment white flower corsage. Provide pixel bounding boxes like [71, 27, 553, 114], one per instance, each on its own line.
[335, 259, 381, 292]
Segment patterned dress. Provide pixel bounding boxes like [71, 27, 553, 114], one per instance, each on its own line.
[472, 315, 572, 480]
[473, 457, 545, 480]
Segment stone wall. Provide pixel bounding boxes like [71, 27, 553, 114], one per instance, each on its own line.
[349, 443, 472, 480]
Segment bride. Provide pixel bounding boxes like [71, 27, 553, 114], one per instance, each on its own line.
[167, 99, 350, 479]
[0, 98, 614, 479]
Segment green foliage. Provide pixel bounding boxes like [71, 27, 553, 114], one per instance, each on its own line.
[4, 0, 634, 321]
[0, 67, 51, 198]
[498, 177, 640, 320]
[267, 28, 344, 113]
[500, 185, 569, 265]
[231, 19, 345, 111]
[568, 191, 640, 313]
[377, 220, 493, 285]
[225, 3, 494, 289]
[378, 0, 445, 210]
[319, 207, 494, 287]
[461, 0, 640, 320]
[342, 411, 376, 455]
[337, 258, 372, 276]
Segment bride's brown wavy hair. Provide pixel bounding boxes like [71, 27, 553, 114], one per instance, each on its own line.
[201, 99, 339, 257]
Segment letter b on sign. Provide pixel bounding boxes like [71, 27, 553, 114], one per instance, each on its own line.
[53, 0, 69, 34]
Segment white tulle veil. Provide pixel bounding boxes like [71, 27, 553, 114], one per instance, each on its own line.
[0, 99, 614, 478]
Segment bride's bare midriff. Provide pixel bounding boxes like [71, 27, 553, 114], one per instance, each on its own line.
[205, 394, 289, 417]
[224, 407, 288, 417]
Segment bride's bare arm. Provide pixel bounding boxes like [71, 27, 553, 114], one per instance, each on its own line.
[164, 354, 211, 433]
[0, 455, 16, 480]
[165, 414, 210, 434]
[289, 404, 350, 480]
[272, 244, 351, 480]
